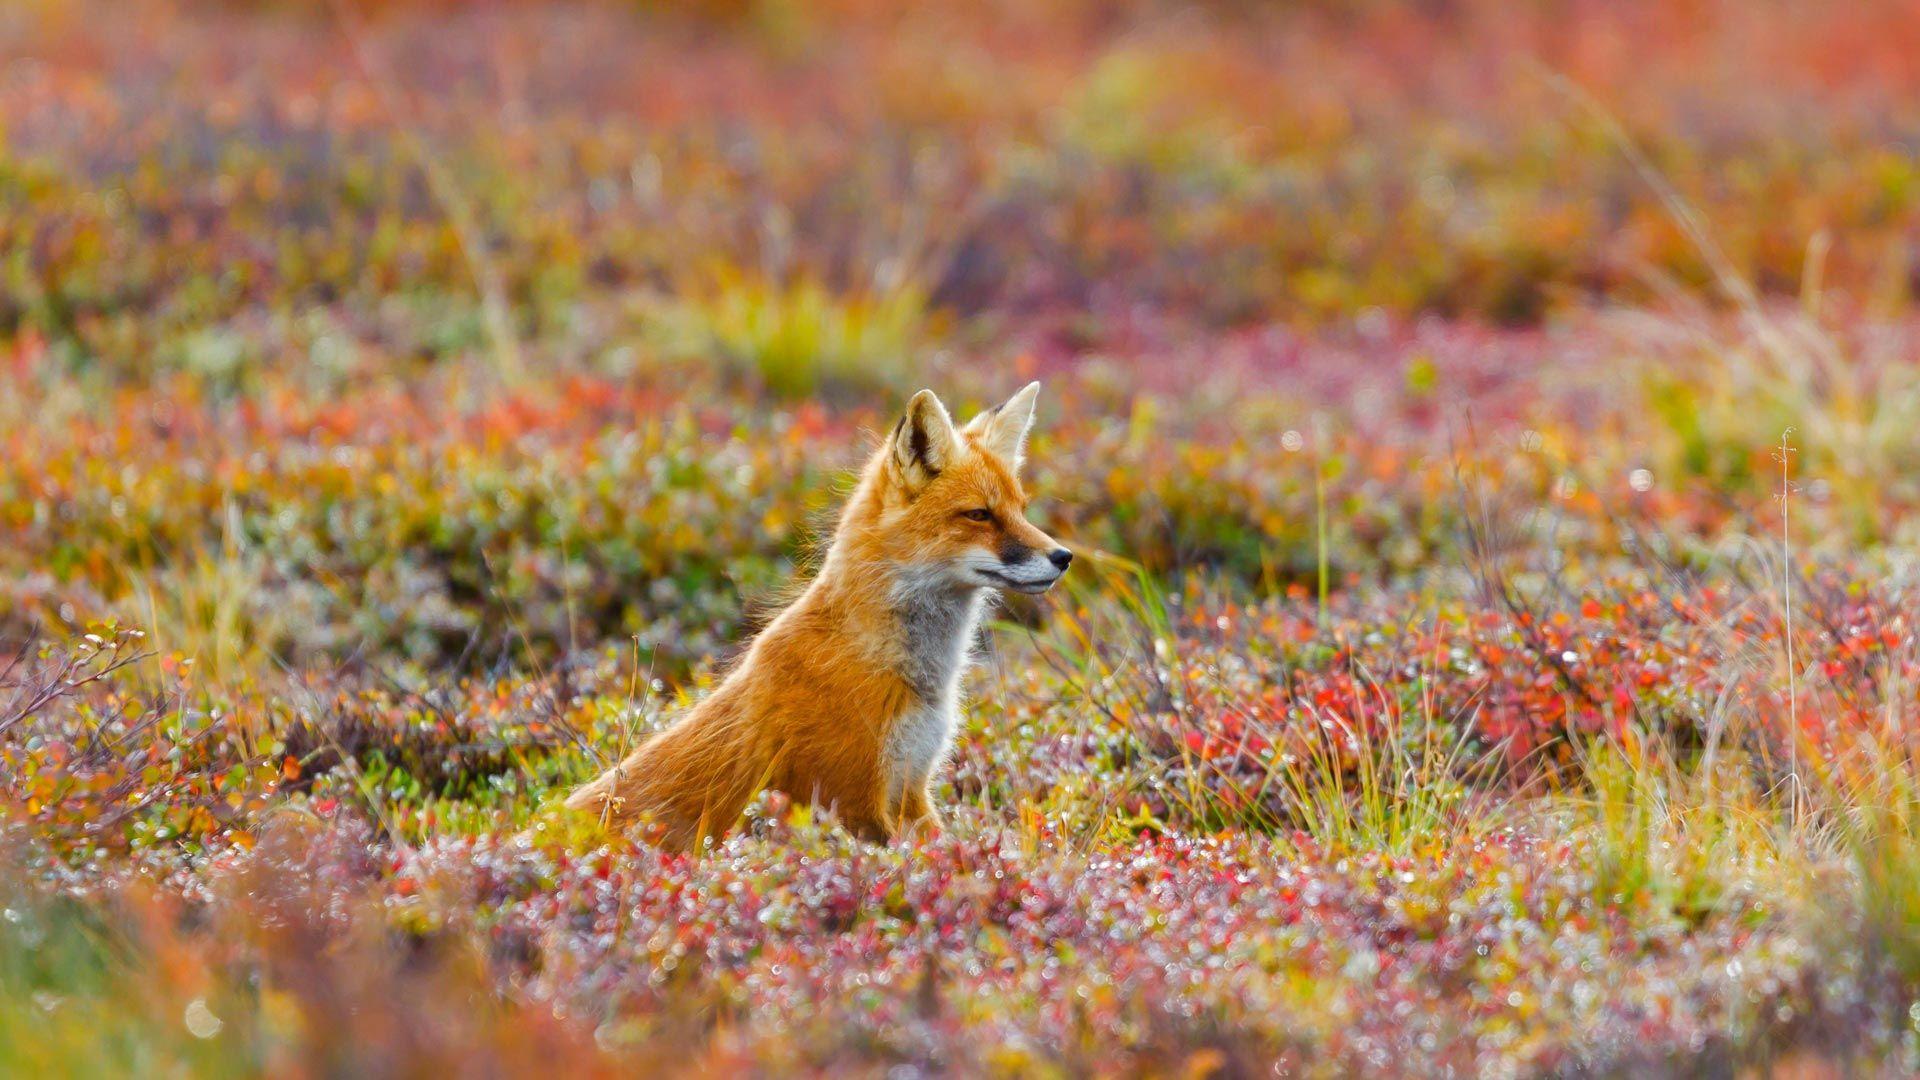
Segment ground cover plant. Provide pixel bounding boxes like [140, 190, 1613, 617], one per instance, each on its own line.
[7, 0, 1920, 1074]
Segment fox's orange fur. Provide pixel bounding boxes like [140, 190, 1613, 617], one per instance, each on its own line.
[565, 383, 1071, 849]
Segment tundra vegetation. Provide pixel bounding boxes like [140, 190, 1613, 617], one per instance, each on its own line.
[6, 0, 1920, 1074]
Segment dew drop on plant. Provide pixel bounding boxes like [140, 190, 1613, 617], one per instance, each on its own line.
[184, 998, 223, 1039]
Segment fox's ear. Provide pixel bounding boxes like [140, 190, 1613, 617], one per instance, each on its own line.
[888, 389, 958, 493]
[962, 381, 1040, 470]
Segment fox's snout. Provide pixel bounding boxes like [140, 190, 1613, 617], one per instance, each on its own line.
[982, 535, 1072, 594]
[998, 538, 1071, 570]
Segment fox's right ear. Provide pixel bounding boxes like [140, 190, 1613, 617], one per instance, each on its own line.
[962, 381, 1041, 470]
[887, 389, 957, 493]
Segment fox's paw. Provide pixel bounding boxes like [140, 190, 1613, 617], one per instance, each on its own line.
[896, 810, 945, 845]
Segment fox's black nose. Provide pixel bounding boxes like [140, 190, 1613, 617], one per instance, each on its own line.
[1048, 548, 1073, 571]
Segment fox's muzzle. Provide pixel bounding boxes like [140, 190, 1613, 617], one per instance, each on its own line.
[987, 542, 1071, 593]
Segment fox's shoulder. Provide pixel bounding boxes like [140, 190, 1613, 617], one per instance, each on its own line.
[733, 604, 911, 693]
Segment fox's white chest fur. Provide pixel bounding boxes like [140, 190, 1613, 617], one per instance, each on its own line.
[884, 571, 988, 803]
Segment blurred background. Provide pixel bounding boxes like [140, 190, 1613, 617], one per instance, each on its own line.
[8, 2, 1920, 1074]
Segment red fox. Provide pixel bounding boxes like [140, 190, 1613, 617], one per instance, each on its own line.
[565, 382, 1071, 849]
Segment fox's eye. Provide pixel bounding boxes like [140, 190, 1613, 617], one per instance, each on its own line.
[959, 508, 993, 523]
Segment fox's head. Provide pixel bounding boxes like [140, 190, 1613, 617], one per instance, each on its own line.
[838, 382, 1071, 595]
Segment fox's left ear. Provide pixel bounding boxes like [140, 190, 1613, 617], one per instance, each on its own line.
[888, 388, 959, 493]
[962, 381, 1041, 471]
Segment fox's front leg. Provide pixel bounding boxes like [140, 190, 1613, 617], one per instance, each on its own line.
[841, 781, 940, 843]
[894, 783, 944, 840]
